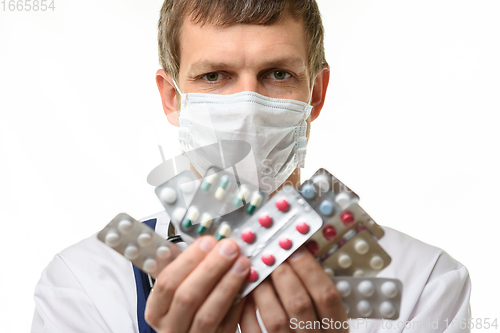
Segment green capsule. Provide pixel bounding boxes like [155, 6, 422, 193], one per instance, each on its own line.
[182, 219, 192, 229]
[215, 176, 230, 200]
[233, 186, 250, 206]
[216, 223, 231, 241]
[197, 225, 207, 234]
[183, 207, 199, 229]
[196, 213, 212, 235]
[246, 192, 263, 214]
[246, 205, 256, 214]
[201, 173, 217, 191]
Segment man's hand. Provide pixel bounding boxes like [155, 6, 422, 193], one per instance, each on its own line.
[240, 247, 349, 332]
[145, 236, 251, 333]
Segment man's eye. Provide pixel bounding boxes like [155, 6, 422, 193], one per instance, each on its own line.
[271, 71, 291, 80]
[203, 72, 219, 81]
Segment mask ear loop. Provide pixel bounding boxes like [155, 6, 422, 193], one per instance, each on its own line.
[307, 85, 314, 105]
[172, 78, 183, 95]
[304, 84, 314, 120]
[303, 72, 318, 118]
[165, 78, 183, 126]
[308, 72, 319, 105]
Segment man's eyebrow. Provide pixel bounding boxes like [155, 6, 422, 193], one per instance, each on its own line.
[187, 56, 306, 73]
[188, 60, 236, 73]
[258, 57, 308, 79]
[258, 56, 307, 71]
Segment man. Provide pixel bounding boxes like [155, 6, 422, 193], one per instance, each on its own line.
[32, 1, 471, 332]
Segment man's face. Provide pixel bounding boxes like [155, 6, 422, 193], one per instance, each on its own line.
[177, 14, 312, 103]
[156, 12, 329, 189]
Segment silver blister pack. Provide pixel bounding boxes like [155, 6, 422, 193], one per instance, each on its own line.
[298, 168, 359, 212]
[298, 169, 385, 260]
[171, 166, 268, 243]
[97, 213, 182, 278]
[155, 170, 200, 228]
[320, 230, 391, 277]
[297, 169, 362, 252]
[332, 277, 402, 319]
[235, 185, 324, 298]
[307, 203, 385, 260]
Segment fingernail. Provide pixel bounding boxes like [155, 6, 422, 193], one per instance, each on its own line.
[199, 237, 216, 252]
[219, 240, 238, 258]
[231, 257, 250, 274]
[289, 247, 305, 261]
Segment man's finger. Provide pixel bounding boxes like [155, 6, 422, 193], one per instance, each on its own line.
[162, 239, 241, 332]
[252, 279, 291, 333]
[287, 247, 348, 331]
[270, 262, 319, 333]
[214, 298, 247, 333]
[239, 295, 262, 333]
[190, 256, 251, 333]
[145, 236, 217, 328]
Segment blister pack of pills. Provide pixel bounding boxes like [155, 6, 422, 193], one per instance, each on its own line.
[333, 277, 402, 319]
[319, 230, 391, 277]
[168, 166, 268, 243]
[155, 170, 201, 227]
[97, 213, 182, 278]
[306, 203, 385, 258]
[298, 168, 384, 254]
[235, 185, 324, 298]
[298, 170, 361, 251]
[298, 168, 359, 212]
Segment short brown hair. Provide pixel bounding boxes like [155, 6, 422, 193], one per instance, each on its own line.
[158, 0, 328, 83]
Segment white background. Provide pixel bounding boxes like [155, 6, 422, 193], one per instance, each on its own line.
[1, 0, 499, 331]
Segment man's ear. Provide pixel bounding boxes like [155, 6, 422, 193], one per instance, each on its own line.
[156, 69, 180, 126]
[310, 66, 330, 122]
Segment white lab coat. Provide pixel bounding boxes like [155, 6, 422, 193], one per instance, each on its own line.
[31, 211, 471, 333]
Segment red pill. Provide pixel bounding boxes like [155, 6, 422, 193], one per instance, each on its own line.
[258, 214, 273, 228]
[341, 211, 355, 226]
[262, 254, 275, 266]
[323, 225, 337, 241]
[241, 229, 256, 244]
[296, 222, 310, 234]
[247, 269, 259, 282]
[275, 198, 290, 212]
[279, 238, 293, 250]
[306, 241, 319, 255]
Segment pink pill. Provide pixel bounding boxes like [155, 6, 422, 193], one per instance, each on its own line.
[262, 254, 276, 266]
[323, 225, 337, 241]
[275, 198, 290, 212]
[296, 222, 310, 234]
[258, 214, 273, 228]
[279, 238, 293, 250]
[341, 211, 355, 226]
[247, 269, 259, 282]
[241, 229, 256, 244]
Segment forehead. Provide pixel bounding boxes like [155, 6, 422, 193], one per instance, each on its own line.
[178, 14, 308, 73]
